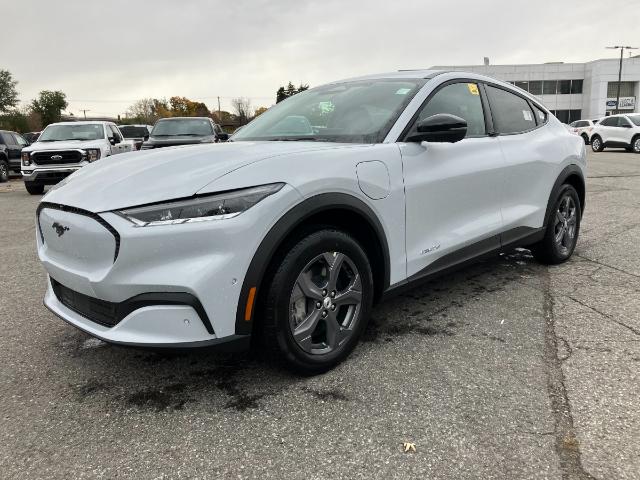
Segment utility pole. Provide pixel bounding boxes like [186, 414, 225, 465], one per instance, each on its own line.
[79, 109, 90, 119]
[217, 96, 221, 119]
[606, 46, 638, 113]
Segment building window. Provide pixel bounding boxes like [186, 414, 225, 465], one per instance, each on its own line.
[551, 109, 582, 123]
[607, 81, 635, 97]
[514, 81, 528, 92]
[570, 79, 583, 94]
[543, 80, 557, 95]
[528, 81, 542, 95]
[557, 80, 571, 95]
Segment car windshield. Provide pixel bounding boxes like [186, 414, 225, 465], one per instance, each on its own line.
[232, 79, 426, 143]
[628, 115, 640, 127]
[119, 126, 149, 138]
[39, 124, 105, 142]
[151, 119, 213, 136]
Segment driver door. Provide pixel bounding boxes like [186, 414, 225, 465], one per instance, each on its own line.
[399, 81, 505, 279]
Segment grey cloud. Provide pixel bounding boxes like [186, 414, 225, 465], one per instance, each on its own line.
[2, 0, 638, 116]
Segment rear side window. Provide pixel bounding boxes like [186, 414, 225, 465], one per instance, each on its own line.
[486, 85, 537, 134]
[411, 82, 487, 137]
[599, 117, 617, 127]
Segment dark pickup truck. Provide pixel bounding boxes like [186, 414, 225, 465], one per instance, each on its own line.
[141, 117, 229, 150]
[0, 130, 30, 181]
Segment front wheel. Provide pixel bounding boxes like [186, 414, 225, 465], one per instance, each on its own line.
[0, 160, 8, 182]
[25, 182, 45, 195]
[591, 135, 604, 152]
[632, 136, 640, 154]
[261, 229, 373, 374]
[531, 185, 581, 265]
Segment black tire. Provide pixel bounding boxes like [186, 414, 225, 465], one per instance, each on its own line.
[591, 135, 604, 152]
[25, 182, 45, 195]
[581, 133, 589, 145]
[261, 229, 373, 374]
[0, 160, 8, 182]
[531, 184, 581, 265]
[632, 135, 640, 154]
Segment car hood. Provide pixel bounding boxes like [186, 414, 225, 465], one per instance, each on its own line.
[144, 136, 212, 147]
[24, 140, 105, 152]
[42, 141, 354, 212]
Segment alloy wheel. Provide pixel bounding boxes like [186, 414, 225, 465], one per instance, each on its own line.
[634, 138, 640, 153]
[592, 138, 601, 151]
[554, 195, 577, 255]
[289, 252, 362, 355]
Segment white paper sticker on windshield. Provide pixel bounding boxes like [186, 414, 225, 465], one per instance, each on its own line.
[395, 88, 411, 95]
[523, 110, 533, 121]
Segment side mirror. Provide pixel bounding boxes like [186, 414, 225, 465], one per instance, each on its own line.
[143, 134, 149, 141]
[217, 132, 229, 141]
[108, 136, 116, 146]
[407, 113, 467, 143]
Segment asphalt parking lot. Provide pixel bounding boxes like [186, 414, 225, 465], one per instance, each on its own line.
[0, 149, 638, 479]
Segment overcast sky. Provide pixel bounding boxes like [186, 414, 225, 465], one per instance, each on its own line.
[2, 0, 639, 118]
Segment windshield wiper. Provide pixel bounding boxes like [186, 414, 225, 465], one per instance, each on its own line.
[39, 138, 83, 142]
[270, 137, 321, 141]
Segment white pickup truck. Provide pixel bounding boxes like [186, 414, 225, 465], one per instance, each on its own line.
[20, 121, 135, 194]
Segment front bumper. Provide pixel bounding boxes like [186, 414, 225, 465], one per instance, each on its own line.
[22, 165, 82, 184]
[44, 283, 249, 349]
[37, 184, 302, 346]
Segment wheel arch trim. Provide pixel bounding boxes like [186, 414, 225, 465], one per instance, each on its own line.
[234, 192, 391, 335]
[544, 164, 585, 228]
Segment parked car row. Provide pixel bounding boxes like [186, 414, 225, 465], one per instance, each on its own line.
[6, 116, 228, 193]
[568, 113, 640, 153]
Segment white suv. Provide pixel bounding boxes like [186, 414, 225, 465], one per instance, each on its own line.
[590, 113, 640, 153]
[37, 71, 586, 373]
[569, 119, 599, 145]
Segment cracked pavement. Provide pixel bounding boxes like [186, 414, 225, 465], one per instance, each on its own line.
[0, 149, 638, 479]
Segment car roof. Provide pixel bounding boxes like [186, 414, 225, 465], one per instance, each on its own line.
[335, 69, 446, 83]
[46, 121, 113, 126]
[157, 117, 211, 121]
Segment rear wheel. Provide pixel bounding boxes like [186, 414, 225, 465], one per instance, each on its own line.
[581, 133, 589, 145]
[0, 160, 8, 182]
[261, 229, 373, 374]
[531, 185, 581, 265]
[25, 182, 45, 195]
[591, 135, 604, 152]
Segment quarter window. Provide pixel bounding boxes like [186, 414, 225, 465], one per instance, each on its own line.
[410, 82, 486, 138]
[485, 85, 537, 134]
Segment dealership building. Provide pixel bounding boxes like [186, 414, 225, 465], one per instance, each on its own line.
[432, 56, 640, 123]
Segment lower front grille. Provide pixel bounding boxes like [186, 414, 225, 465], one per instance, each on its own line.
[49, 278, 215, 334]
[51, 278, 120, 327]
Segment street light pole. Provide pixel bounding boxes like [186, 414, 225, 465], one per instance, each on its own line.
[606, 46, 638, 113]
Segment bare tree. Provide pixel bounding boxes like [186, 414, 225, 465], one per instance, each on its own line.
[231, 97, 252, 125]
[126, 98, 157, 124]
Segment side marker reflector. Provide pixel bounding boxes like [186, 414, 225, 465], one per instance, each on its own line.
[244, 287, 257, 321]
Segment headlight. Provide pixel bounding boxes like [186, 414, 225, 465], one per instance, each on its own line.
[117, 183, 284, 226]
[22, 152, 31, 166]
[84, 148, 101, 162]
